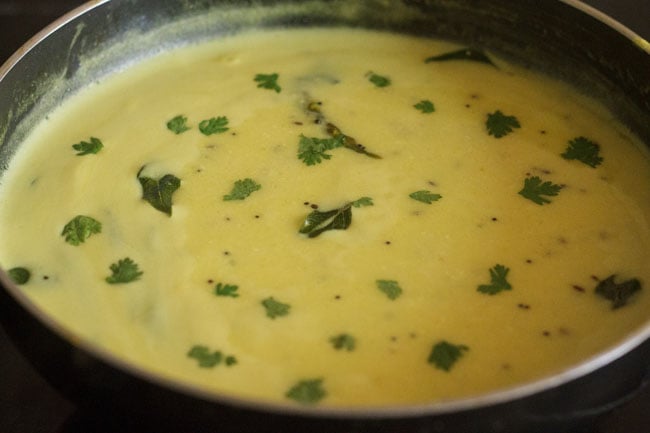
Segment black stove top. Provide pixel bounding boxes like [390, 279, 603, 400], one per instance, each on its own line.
[1, 1, 649, 432]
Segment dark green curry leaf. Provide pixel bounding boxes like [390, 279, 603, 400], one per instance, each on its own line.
[286, 378, 327, 405]
[137, 168, 181, 216]
[8, 267, 30, 285]
[299, 203, 352, 238]
[428, 340, 469, 371]
[595, 275, 642, 309]
[61, 215, 102, 246]
[425, 48, 495, 67]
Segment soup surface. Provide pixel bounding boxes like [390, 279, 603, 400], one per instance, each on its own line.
[1, 28, 649, 407]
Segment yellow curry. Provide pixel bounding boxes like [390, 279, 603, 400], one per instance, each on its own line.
[1, 28, 649, 407]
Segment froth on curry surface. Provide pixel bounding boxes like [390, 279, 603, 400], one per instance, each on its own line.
[0, 28, 649, 407]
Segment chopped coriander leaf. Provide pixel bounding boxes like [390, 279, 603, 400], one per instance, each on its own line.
[425, 48, 495, 66]
[166, 115, 191, 134]
[72, 137, 103, 155]
[409, 190, 442, 204]
[595, 275, 642, 309]
[376, 279, 403, 300]
[254, 73, 281, 93]
[8, 267, 30, 285]
[187, 345, 222, 368]
[61, 215, 102, 246]
[297, 134, 344, 166]
[561, 136, 603, 168]
[477, 264, 512, 295]
[137, 168, 181, 216]
[223, 178, 261, 201]
[261, 297, 291, 319]
[330, 333, 356, 351]
[225, 355, 238, 366]
[428, 341, 469, 371]
[486, 110, 521, 138]
[199, 116, 229, 136]
[214, 282, 239, 298]
[351, 197, 374, 207]
[366, 71, 391, 88]
[518, 176, 563, 205]
[286, 378, 326, 405]
[105, 258, 143, 284]
[414, 100, 435, 113]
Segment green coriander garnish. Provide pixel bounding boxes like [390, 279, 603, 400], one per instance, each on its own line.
[425, 48, 494, 66]
[376, 279, 403, 300]
[486, 110, 521, 138]
[414, 100, 435, 113]
[61, 215, 102, 246]
[297, 134, 344, 166]
[105, 258, 143, 284]
[409, 190, 442, 204]
[8, 267, 30, 285]
[477, 264, 512, 295]
[166, 115, 191, 134]
[366, 71, 391, 88]
[187, 345, 237, 368]
[595, 275, 642, 309]
[254, 73, 281, 93]
[561, 136, 603, 168]
[329, 333, 356, 351]
[428, 341, 469, 371]
[72, 137, 103, 156]
[137, 168, 181, 216]
[518, 175, 563, 205]
[214, 282, 239, 298]
[286, 378, 326, 405]
[199, 116, 229, 136]
[223, 178, 261, 201]
[261, 297, 291, 319]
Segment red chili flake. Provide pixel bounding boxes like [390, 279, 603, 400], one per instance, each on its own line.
[542, 331, 551, 337]
[310, 204, 319, 209]
[207, 279, 214, 284]
[294, 121, 303, 126]
[385, 241, 392, 245]
[517, 303, 531, 310]
[591, 275, 600, 282]
[572, 285, 586, 293]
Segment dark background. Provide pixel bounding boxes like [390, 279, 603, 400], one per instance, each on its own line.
[1, 1, 649, 432]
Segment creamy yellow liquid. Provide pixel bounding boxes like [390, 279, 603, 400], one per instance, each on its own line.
[1, 28, 649, 407]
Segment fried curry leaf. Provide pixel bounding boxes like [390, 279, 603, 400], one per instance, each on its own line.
[428, 341, 469, 371]
[409, 190, 442, 204]
[199, 116, 229, 136]
[414, 100, 435, 113]
[166, 115, 191, 134]
[137, 169, 181, 216]
[214, 282, 239, 298]
[72, 137, 103, 156]
[61, 215, 102, 246]
[254, 73, 281, 93]
[286, 378, 327, 405]
[425, 48, 495, 66]
[486, 110, 521, 138]
[8, 267, 30, 285]
[376, 279, 403, 300]
[595, 275, 642, 309]
[223, 178, 261, 201]
[105, 257, 143, 284]
[329, 333, 356, 351]
[477, 264, 512, 295]
[261, 297, 291, 319]
[561, 136, 603, 168]
[366, 71, 391, 88]
[518, 176, 563, 205]
[299, 203, 352, 238]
